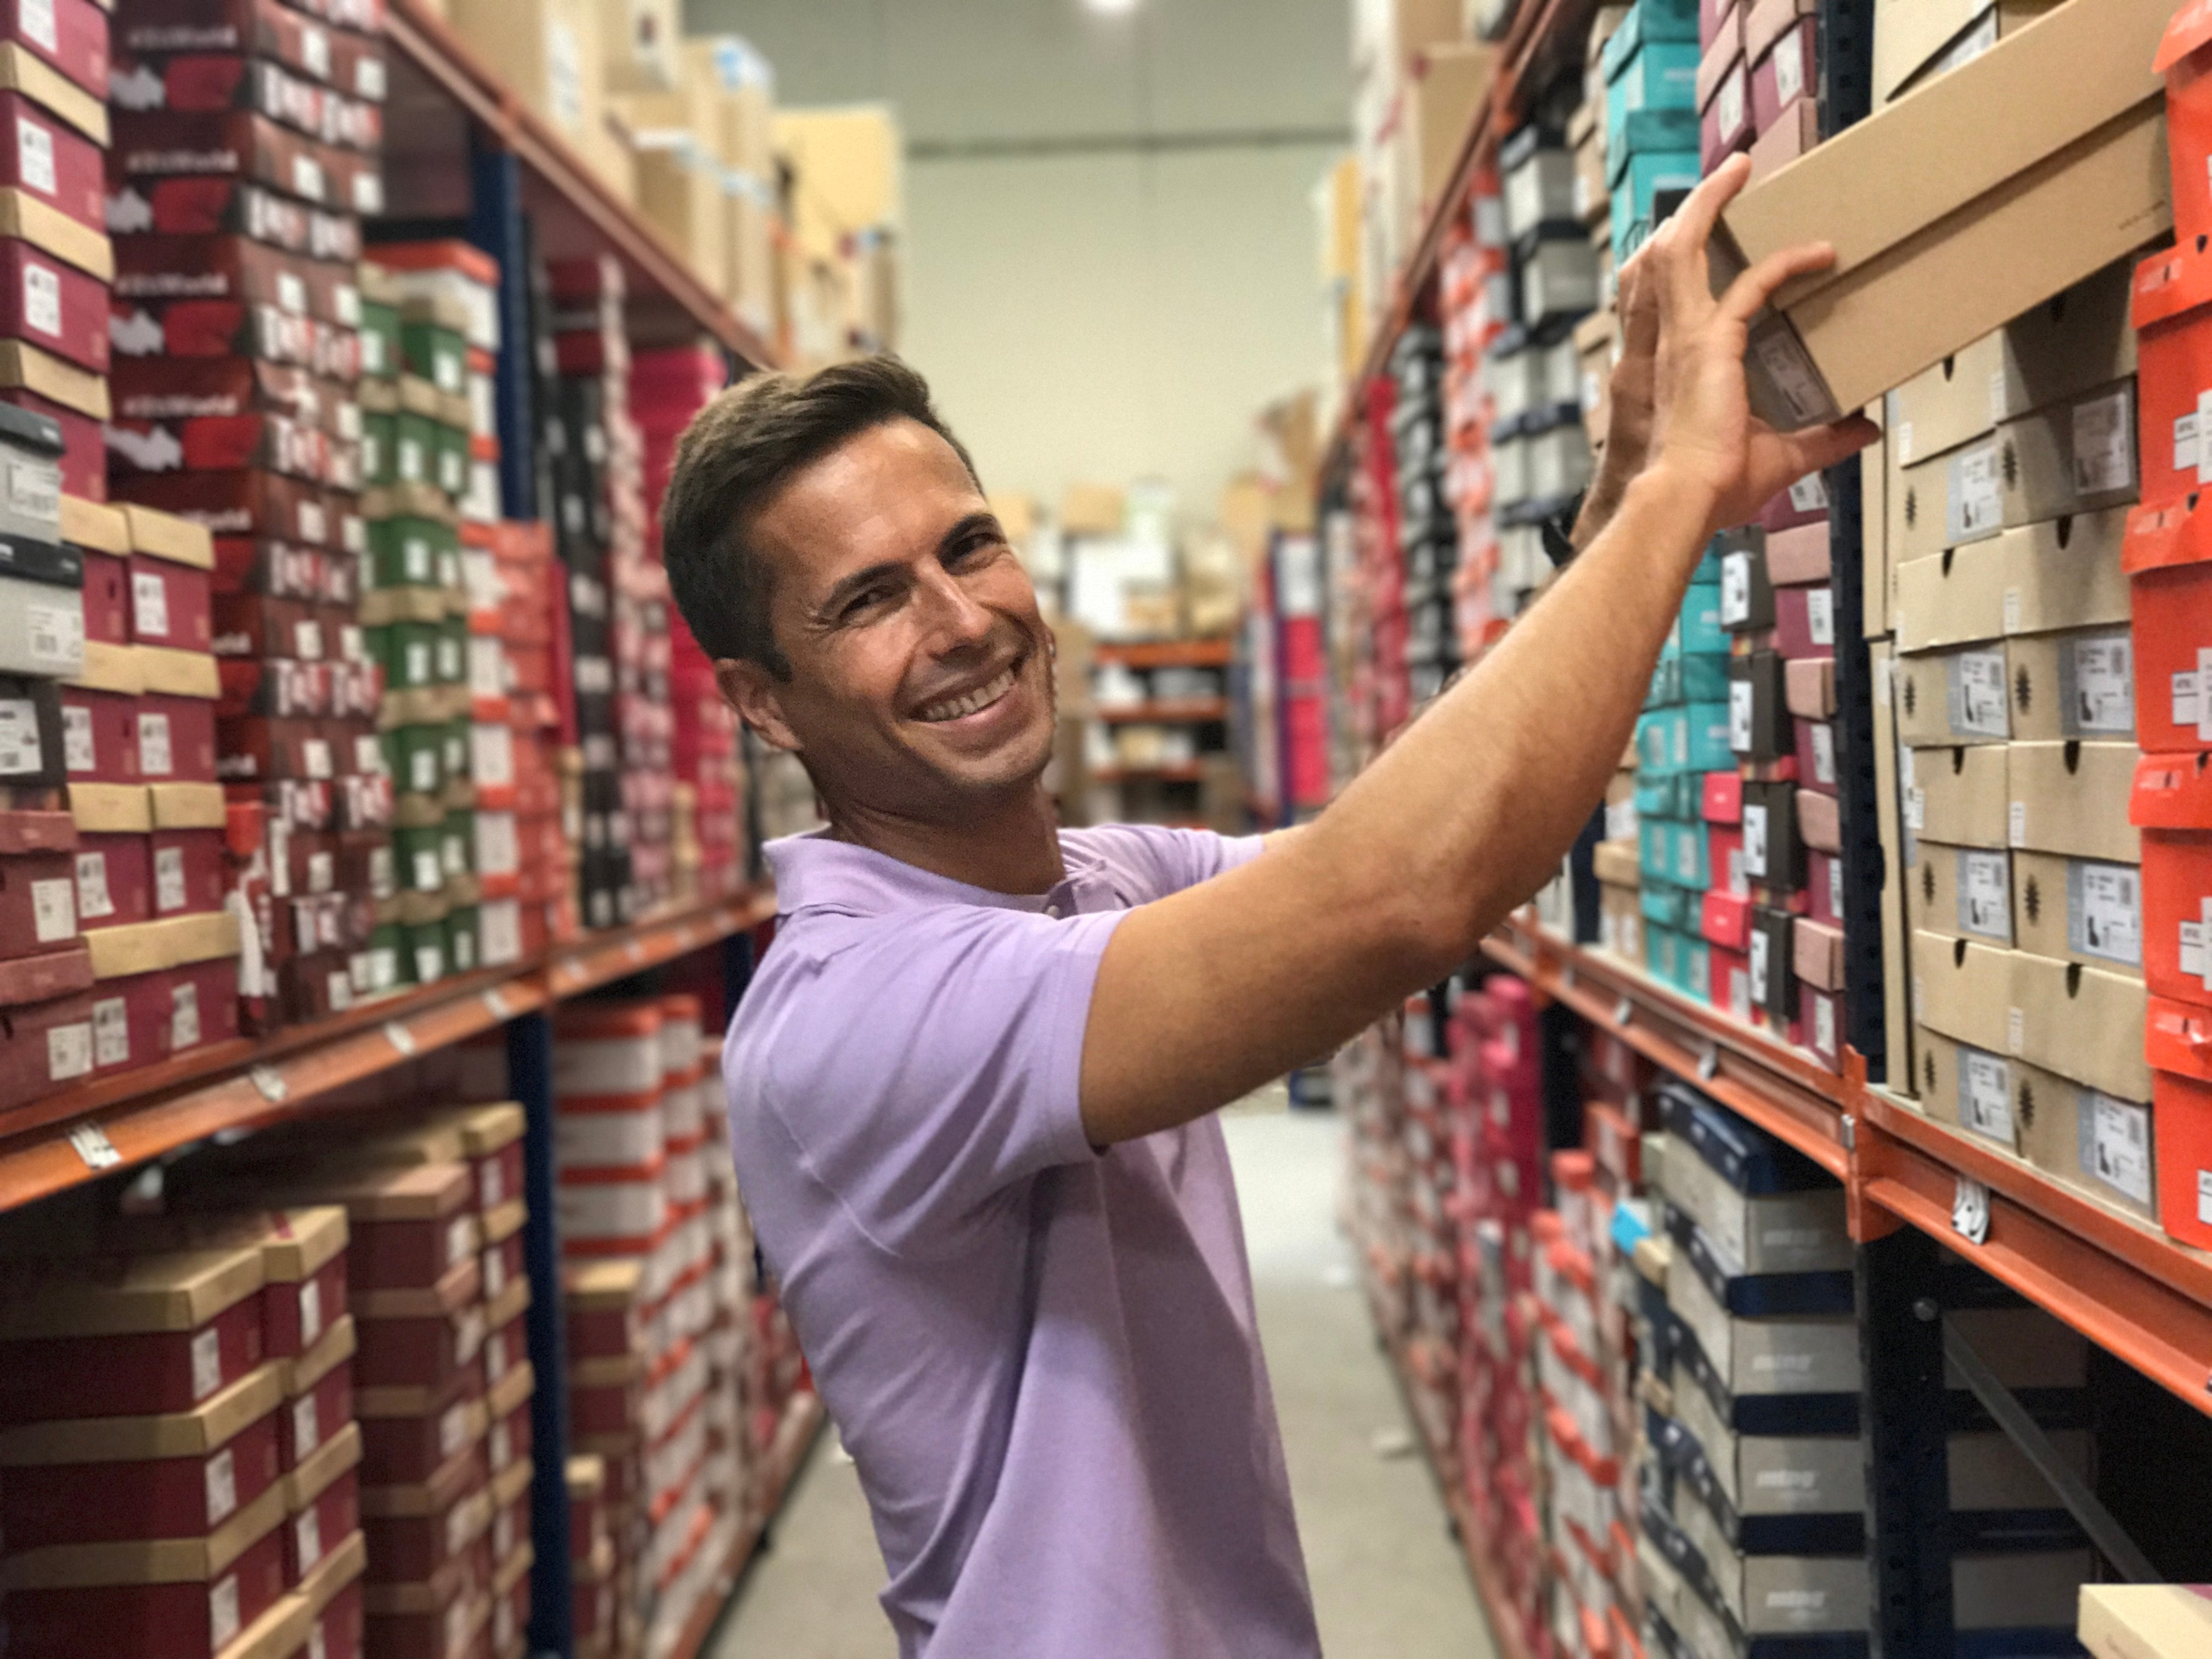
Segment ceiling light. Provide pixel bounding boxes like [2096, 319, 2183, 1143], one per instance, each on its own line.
[1084, 0, 1142, 15]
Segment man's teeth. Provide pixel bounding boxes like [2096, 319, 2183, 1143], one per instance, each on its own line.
[919, 667, 1016, 723]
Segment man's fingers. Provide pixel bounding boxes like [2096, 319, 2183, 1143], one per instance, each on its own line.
[1755, 414, 1882, 486]
[1653, 155, 1752, 304]
[1617, 249, 1660, 358]
[1717, 241, 1838, 326]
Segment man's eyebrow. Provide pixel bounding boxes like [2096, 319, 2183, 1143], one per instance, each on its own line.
[936, 511, 1003, 557]
[817, 560, 908, 617]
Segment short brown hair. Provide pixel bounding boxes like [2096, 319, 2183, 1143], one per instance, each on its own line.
[662, 355, 978, 681]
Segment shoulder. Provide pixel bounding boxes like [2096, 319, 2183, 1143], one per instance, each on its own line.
[1065, 823, 1265, 903]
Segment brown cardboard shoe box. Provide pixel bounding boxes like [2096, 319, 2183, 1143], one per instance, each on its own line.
[2011, 946, 2151, 1099]
[1910, 928, 2014, 1056]
[1896, 644, 2010, 746]
[1890, 331, 2006, 463]
[2016, 1056, 2156, 1221]
[1891, 507, 2129, 656]
[2005, 740, 2140, 864]
[1717, 0, 2171, 431]
[1873, 642, 1915, 1091]
[1993, 378, 2140, 529]
[2004, 626, 2135, 742]
[1912, 1023, 2022, 1149]
[1913, 839, 2016, 947]
[2010, 848, 2141, 976]
[1996, 256, 2138, 422]
[1874, 0, 2064, 107]
[1904, 741, 2010, 846]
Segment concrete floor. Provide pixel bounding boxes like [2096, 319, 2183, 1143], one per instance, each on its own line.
[707, 1099, 1496, 1658]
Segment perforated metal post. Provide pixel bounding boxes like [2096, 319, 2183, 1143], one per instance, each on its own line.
[1859, 1227, 1953, 1658]
[509, 1010, 574, 1658]
[467, 132, 538, 522]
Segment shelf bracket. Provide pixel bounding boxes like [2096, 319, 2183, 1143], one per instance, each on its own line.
[510, 1009, 578, 1656]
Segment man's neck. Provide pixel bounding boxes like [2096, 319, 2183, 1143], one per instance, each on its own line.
[823, 782, 1066, 896]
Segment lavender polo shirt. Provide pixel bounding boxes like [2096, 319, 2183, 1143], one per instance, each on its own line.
[721, 825, 1320, 1658]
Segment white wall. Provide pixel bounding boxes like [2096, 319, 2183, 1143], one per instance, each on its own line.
[682, 0, 1350, 523]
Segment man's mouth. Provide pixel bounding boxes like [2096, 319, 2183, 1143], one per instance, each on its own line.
[914, 658, 1022, 724]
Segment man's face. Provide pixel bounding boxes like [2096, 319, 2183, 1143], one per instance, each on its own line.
[716, 419, 1058, 817]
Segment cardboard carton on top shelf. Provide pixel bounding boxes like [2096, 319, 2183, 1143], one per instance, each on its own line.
[441, 0, 630, 204]
[1717, 0, 2171, 433]
[2013, 945, 2152, 1098]
[1910, 927, 2012, 1054]
[1892, 509, 2129, 656]
[2005, 625, 2134, 741]
[1402, 42, 1495, 235]
[1890, 332, 2005, 463]
[1876, 0, 2064, 106]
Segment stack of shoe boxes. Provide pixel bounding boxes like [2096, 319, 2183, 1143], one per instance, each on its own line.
[543, 255, 630, 930]
[357, 255, 481, 996]
[108, 0, 389, 1035]
[1390, 324, 1460, 704]
[1438, 167, 1508, 654]
[1445, 976, 1547, 1655]
[1636, 1081, 1869, 1659]
[1887, 258, 2151, 1192]
[1703, 0, 1821, 184]
[1601, 0, 1699, 267]
[1572, 8, 1628, 307]
[696, 1025, 755, 1544]
[61, 495, 246, 1076]
[363, 241, 516, 971]
[0, 1209, 369, 1659]
[1636, 549, 1730, 996]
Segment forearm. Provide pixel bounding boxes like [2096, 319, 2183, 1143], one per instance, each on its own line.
[1300, 464, 1716, 972]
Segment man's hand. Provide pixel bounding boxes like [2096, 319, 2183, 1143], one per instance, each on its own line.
[1571, 247, 1660, 549]
[1642, 154, 1877, 539]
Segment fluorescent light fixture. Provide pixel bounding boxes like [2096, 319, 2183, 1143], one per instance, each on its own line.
[1084, 0, 1142, 14]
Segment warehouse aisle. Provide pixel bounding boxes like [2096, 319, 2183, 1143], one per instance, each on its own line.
[709, 1099, 1494, 1658]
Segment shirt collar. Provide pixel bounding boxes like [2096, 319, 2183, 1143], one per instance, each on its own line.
[764, 830, 1108, 918]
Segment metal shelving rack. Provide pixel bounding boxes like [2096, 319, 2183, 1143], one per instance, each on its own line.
[0, 8, 822, 1654]
[1338, 0, 2211, 1647]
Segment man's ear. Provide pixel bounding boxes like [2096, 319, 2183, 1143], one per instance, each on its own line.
[716, 658, 803, 753]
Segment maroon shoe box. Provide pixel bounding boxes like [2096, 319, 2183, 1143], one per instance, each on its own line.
[108, 173, 362, 264]
[0, 1496, 290, 1659]
[358, 1441, 486, 1585]
[75, 828, 153, 930]
[1, 0, 105, 100]
[483, 1364, 530, 1481]
[352, 1296, 484, 1390]
[283, 1419, 359, 1587]
[0, 1241, 266, 1421]
[0, 87, 101, 233]
[88, 964, 172, 1070]
[115, 0, 387, 105]
[0, 1364, 284, 1551]
[132, 549, 216, 651]
[112, 50, 381, 152]
[138, 689, 220, 782]
[279, 1313, 354, 1465]
[77, 546, 129, 641]
[114, 354, 362, 435]
[166, 950, 239, 1054]
[112, 467, 355, 550]
[0, 800, 76, 957]
[151, 822, 224, 917]
[485, 1458, 528, 1570]
[215, 535, 349, 603]
[303, 1554, 367, 1659]
[0, 234, 106, 370]
[110, 110, 381, 217]
[109, 297, 360, 383]
[0, 979, 94, 1101]
[0, 670, 66, 784]
[357, 1372, 482, 1489]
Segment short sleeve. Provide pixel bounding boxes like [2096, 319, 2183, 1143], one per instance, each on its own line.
[1073, 825, 1266, 902]
[741, 905, 1125, 1255]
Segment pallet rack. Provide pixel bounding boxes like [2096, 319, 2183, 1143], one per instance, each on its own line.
[0, 6, 823, 1653]
[1339, 0, 2212, 1647]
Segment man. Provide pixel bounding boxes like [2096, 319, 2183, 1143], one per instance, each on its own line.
[662, 156, 1874, 1657]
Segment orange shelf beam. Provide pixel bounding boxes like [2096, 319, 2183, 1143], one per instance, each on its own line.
[1094, 699, 1231, 724]
[1485, 916, 1853, 1180]
[1091, 639, 1234, 669]
[0, 889, 776, 1215]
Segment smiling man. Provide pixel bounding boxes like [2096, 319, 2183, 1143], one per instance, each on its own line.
[661, 158, 1875, 1659]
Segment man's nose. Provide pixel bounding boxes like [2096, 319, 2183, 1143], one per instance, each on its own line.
[914, 566, 995, 648]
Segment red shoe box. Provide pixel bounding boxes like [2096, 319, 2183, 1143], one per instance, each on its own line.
[139, 1205, 352, 1364]
[76, 828, 153, 929]
[115, 0, 387, 105]
[138, 689, 219, 781]
[110, 297, 359, 383]
[301, 1540, 368, 1659]
[281, 1316, 355, 1469]
[284, 1420, 359, 1587]
[0, 1364, 283, 1550]
[1, 0, 105, 99]
[1808, 849, 1843, 926]
[167, 950, 239, 1054]
[1773, 582, 1835, 659]
[110, 111, 381, 217]
[353, 1293, 485, 1390]
[77, 547, 128, 641]
[112, 407, 351, 486]
[0, 87, 101, 233]
[2150, 995, 2212, 1250]
[479, 1297, 526, 1393]
[0, 802, 76, 956]
[112, 468, 353, 549]
[1750, 17, 1813, 136]
[0, 1241, 266, 1420]
[1795, 716, 1837, 795]
[1708, 823, 1746, 896]
[1701, 888, 1753, 951]
[356, 1371, 482, 1489]
[0, 1498, 289, 1659]
[359, 1445, 487, 1585]
[87, 964, 174, 1070]
[2132, 750, 2212, 1012]
[108, 173, 362, 264]
[483, 1367, 531, 1481]
[132, 548, 215, 650]
[153, 823, 225, 916]
[2163, 1, 2212, 245]
[111, 52, 382, 152]
[0, 235, 105, 370]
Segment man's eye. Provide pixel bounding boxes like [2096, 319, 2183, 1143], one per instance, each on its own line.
[842, 588, 891, 619]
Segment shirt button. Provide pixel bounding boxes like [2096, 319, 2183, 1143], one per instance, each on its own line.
[1044, 902, 1062, 919]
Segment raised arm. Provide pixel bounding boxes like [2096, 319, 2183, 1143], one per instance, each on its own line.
[1078, 155, 1878, 1147]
